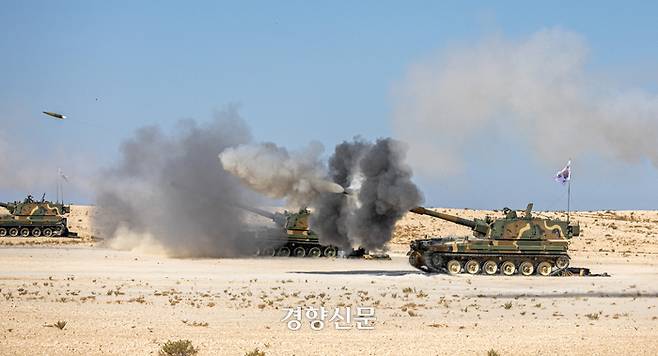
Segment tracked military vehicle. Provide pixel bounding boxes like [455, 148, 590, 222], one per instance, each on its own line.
[240, 206, 341, 257]
[0, 195, 74, 237]
[407, 203, 580, 276]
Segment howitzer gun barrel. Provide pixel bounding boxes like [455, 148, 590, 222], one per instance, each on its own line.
[410, 207, 478, 229]
[236, 204, 277, 221]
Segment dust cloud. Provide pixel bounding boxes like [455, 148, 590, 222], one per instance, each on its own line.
[95, 107, 276, 258]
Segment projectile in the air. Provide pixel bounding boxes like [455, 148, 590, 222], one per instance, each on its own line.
[43, 111, 66, 119]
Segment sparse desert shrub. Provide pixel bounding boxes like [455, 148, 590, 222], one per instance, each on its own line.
[128, 296, 146, 304]
[585, 313, 599, 320]
[487, 349, 500, 356]
[54, 321, 67, 330]
[244, 348, 266, 356]
[428, 323, 447, 328]
[503, 302, 513, 310]
[159, 339, 199, 356]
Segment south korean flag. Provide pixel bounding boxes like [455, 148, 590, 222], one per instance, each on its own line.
[554, 160, 571, 185]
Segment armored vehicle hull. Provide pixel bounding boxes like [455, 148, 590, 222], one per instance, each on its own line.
[255, 234, 340, 258]
[0, 195, 74, 237]
[407, 204, 579, 276]
[240, 206, 340, 258]
[408, 237, 571, 276]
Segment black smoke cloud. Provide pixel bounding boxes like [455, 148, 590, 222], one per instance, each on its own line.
[311, 139, 371, 249]
[94, 107, 277, 257]
[312, 138, 423, 250]
[351, 139, 423, 249]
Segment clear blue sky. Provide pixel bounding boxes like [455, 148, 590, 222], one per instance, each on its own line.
[1, 1, 657, 209]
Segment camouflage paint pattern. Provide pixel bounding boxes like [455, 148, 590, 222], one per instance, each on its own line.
[408, 203, 580, 275]
[240, 206, 340, 257]
[410, 203, 579, 242]
[0, 195, 72, 237]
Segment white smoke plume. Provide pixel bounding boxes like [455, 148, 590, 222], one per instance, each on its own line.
[219, 142, 344, 206]
[394, 28, 658, 177]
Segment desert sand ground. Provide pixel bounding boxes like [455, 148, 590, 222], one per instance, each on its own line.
[1, 206, 657, 355]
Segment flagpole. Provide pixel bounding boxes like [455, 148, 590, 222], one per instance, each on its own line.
[56, 173, 61, 204]
[567, 159, 571, 223]
[567, 178, 571, 223]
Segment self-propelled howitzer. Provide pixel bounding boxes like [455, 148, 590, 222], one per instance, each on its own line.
[0, 195, 74, 237]
[407, 203, 580, 276]
[239, 205, 339, 258]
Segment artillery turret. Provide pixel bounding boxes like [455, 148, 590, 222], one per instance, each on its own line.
[0, 195, 75, 237]
[238, 205, 339, 258]
[407, 203, 580, 276]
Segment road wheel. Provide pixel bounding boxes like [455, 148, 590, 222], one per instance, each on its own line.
[408, 251, 422, 268]
[20, 228, 30, 237]
[501, 261, 516, 276]
[308, 247, 322, 258]
[519, 261, 534, 276]
[293, 247, 306, 257]
[32, 228, 42, 237]
[43, 228, 53, 237]
[323, 246, 337, 257]
[276, 247, 291, 257]
[537, 261, 552, 276]
[556, 256, 570, 269]
[9, 228, 19, 237]
[465, 260, 480, 274]
[0, 228, 7, 237]
[483, 260, 498, 275]
[262, 247, 276, 257]
[446, 259, 462, 274]
[425, 253, 444, 272]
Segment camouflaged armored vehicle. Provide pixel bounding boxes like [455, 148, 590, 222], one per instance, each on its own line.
[0, 195, 74, 237]
[240, 206, 340, 257]
[407, 203, 580, 276]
